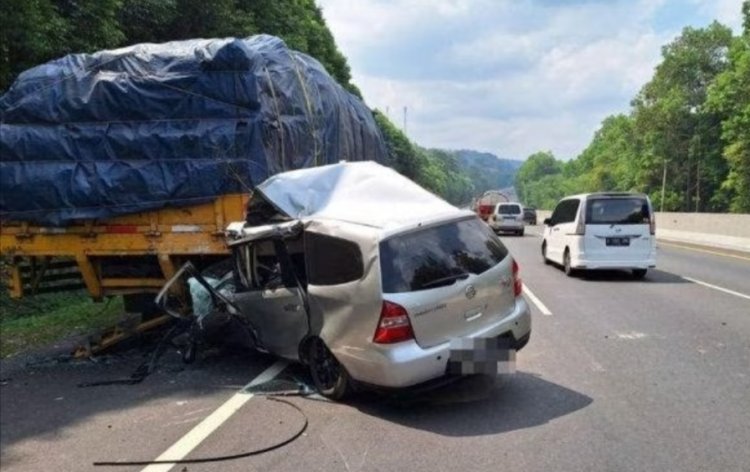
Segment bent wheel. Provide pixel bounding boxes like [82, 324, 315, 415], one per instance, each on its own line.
[308, 338, 352, 400]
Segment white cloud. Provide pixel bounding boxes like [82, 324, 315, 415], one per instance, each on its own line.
[318, 0, 743, 160]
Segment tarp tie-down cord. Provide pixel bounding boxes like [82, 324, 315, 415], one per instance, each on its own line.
[92, 396, 308, 467]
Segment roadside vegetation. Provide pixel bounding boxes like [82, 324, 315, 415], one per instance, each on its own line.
[516, 2, 750, 213]
[0, 291, 124, 358]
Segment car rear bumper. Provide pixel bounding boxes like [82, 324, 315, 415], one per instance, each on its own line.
[571, 255, 656, 270]
[335, 297, 532, 389]
[490, 220, 524, 231]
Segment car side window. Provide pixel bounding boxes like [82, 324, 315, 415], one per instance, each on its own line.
[550, 199, 580, 225]
[305, 233, 364, 285]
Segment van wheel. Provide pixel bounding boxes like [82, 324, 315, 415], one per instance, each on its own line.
[632, 269, 647, 280]
[563, 249, 576, 277]
[308, 338, 352, 401]
[542, 242, 550, 265]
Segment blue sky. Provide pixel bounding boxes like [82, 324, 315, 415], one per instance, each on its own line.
[318, 0, 744, 160]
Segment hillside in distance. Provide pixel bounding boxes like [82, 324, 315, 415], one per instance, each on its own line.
[454, 150, 523, 195]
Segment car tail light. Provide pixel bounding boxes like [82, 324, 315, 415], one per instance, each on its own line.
[373, 301, 414, 344]
[512, 259, 523, 297]
[650, 214, 656, 235]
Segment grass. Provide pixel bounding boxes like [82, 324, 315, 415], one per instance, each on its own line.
[0, 290, 124, 358]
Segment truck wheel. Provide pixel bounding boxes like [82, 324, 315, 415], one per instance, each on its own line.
[308, 338, 352, 401]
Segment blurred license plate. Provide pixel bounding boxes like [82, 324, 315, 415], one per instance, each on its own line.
[606, 237, 630, 246]
[503, 216, 515, 220]
[447, 337, 516, 375]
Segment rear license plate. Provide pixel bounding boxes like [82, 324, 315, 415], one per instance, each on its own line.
[447, 337, 516, 375]
[606, 237, 630, 246]
[503, 216, 515, 220]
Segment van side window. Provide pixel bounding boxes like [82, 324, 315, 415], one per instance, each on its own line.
[306, 233, 364, 285]
[551, 199, 580, 225]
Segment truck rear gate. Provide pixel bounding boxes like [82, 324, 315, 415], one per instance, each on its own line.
[1, 194, 248, 300]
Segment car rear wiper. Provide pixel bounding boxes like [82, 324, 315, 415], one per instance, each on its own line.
[418, 272, 470, 289]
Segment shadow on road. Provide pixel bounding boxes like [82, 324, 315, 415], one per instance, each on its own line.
[576, 268, 688, 284]
[0, 335, 275, 451]
[352, 371, 593, 437]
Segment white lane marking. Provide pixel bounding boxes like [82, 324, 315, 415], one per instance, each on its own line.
[141, 360, 288, 472]
[616, 331, 647, 340]
[523, 284, 552, 316]
[681, 276, 750, 301]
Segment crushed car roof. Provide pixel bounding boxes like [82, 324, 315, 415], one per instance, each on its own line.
[255, 161, 466, 230]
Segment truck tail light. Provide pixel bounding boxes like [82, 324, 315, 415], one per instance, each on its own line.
[373, 301, 414, 344]
[512, 259, 523, 297]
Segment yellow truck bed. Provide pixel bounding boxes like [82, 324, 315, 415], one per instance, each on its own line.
[1, 194, 249, 299]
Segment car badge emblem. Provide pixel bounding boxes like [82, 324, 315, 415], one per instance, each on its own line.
[465, 285, 476, 299]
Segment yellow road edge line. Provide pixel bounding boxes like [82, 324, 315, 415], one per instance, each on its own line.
[658, 241, 750, 262]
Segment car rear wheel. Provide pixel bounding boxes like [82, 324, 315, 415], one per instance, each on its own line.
[563, 249, 576, 277]
[632, 269, 647, 279]
[308, 337, 352, 400]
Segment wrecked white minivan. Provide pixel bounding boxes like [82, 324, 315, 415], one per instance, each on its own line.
[157, 162, 531, 399]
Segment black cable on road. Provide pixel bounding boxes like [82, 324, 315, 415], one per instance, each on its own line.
[92, 396, 308, 467]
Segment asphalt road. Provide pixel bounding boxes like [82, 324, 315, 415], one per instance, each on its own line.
[2, 227, 749, 472]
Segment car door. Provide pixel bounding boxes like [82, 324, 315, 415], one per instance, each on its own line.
[545, 199, 580, 263]
[230, 236, 309, 360]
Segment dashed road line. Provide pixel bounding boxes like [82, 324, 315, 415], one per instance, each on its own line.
[681, 276, 750, 302]
[140, 360, 288, 472]
[523, 283, 552, 315]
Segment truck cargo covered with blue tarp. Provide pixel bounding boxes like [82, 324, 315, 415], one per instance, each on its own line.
[0, 35, 386, 225]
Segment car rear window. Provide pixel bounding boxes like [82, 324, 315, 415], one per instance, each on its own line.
[498, 204, 521, 215]
[586, 197, 650, 225]
[380, 217, 509, 293]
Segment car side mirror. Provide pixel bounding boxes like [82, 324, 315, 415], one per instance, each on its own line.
[543, 218, 552, 226]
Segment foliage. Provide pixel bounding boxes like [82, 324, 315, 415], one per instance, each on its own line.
[0, 290, 124, 358]
[517, 15, 748, 213]
[0, 0, 355, 92]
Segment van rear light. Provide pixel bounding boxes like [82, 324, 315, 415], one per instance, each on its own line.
[650, 215, 656, 235]
[373, 301, 414, 344]
[512, 259, 523, 297]
[575, 218, 585, 235]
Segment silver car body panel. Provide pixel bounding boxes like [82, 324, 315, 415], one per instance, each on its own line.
[221, 162, 531, 387]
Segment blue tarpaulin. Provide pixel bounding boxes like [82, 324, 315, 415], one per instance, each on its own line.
[0, 35, 386, 225]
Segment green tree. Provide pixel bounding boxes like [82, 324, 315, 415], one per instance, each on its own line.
[707, 1, 750, 212]
[515, 151, 562, 206]
[0, 0, 68, 90]
[632, 22, 733, 211]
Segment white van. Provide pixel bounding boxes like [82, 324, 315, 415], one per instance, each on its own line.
[541, 192, 656, 278]
[489, 202, 525, 236]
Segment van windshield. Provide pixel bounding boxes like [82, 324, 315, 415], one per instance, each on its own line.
[380, 217, 508, 293]
[586, 197, 650, 225]
[497, 204, 521, 215]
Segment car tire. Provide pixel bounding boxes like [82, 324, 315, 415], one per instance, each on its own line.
[519, 229, 525, 237]
[542, 241, 550, 265]
[632, 269, 647, 280]
[563, 249, 576, 277]
[308, 337, 352, 400]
